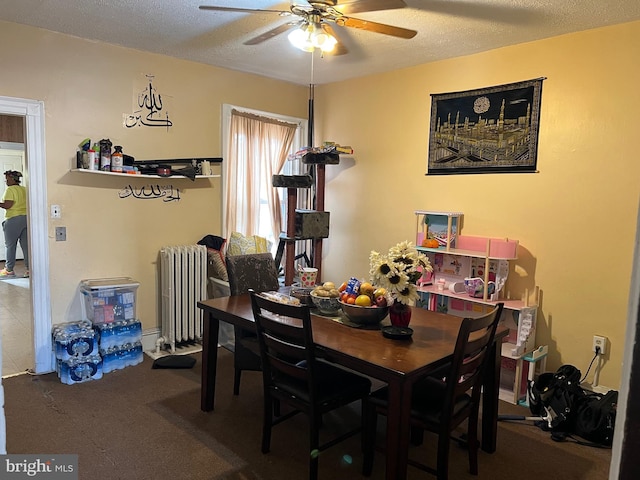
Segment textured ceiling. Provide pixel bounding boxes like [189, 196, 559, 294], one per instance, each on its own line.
[1, 0, 639, 85]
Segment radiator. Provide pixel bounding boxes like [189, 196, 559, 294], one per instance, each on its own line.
[159, 244, 208, 354]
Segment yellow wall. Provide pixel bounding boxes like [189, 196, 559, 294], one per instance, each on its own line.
[2, 19, 638, 390]
[0, 21, 308, 332]
[316, 21, 640, 389]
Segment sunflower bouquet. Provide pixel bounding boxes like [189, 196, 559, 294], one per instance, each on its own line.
[369, 241, 432, 306]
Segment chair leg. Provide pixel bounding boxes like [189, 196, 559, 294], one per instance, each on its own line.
[262, 395, 273, 454]
[467, 413, 480, 475]
[309, 414, 321, 480]
[362, 402, 377, 477]
[436, 427, 451, 480]
[233, 369, 242, 395]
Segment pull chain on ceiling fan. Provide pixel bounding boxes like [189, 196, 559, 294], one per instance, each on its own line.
[199, 0, 417, 55]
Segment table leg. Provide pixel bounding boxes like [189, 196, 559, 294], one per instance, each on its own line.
[384, 380, 411, 480]
[201, 311, 220, 412]
[481, 340, 501, 452]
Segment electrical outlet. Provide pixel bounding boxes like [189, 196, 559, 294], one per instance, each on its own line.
[593, 335, 607, 355]
[55, 226, 66, 242]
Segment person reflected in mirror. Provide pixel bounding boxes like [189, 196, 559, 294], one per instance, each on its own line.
[0, 170, 29, 278]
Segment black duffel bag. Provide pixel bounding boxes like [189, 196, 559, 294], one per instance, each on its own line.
[573, 389, 618, 446]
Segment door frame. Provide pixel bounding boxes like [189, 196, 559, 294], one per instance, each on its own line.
[0, 96, 52, 373]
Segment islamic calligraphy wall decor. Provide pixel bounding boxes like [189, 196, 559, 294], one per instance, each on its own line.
[124, 74, 173, 130]
[427, 78, 544, 175]
[118, 184, 181, 202]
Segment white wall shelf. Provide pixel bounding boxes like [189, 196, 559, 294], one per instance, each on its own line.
[71, 169, 220, 179]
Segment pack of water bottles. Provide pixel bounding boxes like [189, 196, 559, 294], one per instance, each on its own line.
[94, 318, 142, 350]
[53, 320, 103, 385]
[93, 318, 144, 372]
[100, 341, 144, 374]
[52, 320, 99, 361]
[57, 354, 104, 385]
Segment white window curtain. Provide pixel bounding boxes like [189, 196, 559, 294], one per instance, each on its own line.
[224, 109, 298, 243]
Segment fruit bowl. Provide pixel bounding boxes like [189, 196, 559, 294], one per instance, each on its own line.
[290, 286, 313, 305]
[339, 301, 390, 326]
[310, 292, 341, 315]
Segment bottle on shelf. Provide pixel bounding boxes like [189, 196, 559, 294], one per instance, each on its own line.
[99, 138, 112, 171]
[87, 149, 97, 170]
[111, 146, 124, 173]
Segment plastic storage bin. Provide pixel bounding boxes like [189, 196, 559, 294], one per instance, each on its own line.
[80, 277, 139, 324]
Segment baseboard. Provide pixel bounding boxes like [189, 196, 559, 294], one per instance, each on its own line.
[582, 382, 615, 394]
[142, 327, 161, 352]
[142, 327, 203, 360]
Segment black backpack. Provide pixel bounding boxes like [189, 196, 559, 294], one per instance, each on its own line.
[529, 364, 586, 431]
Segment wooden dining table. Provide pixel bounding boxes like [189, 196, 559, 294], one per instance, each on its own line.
[197, 295, 507, 480]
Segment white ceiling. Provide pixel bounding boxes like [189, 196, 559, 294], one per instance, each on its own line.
[1, 0, 639, 85]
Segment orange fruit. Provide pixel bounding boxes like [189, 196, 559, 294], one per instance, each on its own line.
[346, 296, 356, 305]
[355, 295, 372, 307]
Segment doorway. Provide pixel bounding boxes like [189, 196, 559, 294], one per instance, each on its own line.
[0, 138, 29, 375]
[0, 96, 51, 375]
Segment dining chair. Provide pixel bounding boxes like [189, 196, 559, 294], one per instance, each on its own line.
[226, 252, 280, 395]
[362, 302, 504, 480]
[249, 290, 372, 480]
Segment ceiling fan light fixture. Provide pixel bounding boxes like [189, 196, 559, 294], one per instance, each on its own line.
[288, 24, 314, 52]
[313, 23, 337, 52]
[288, 22, 337, 53]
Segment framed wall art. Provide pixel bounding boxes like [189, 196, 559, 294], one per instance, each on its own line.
[427, 78, 544, 175]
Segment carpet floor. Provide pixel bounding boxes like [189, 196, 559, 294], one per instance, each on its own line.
[3, 349, 612, 479]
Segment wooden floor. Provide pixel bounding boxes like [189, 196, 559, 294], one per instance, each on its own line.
[0, 259, 32, 377]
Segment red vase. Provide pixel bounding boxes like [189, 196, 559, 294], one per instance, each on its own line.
[389, 302, 412, 328]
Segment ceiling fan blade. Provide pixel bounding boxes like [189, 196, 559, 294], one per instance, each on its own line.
[199, 6, 289, 15]
[335, 15, 417, 39]
[332, 0, 407, 15]
[321, 24, 348, 55]
[244, 23, 297, 45]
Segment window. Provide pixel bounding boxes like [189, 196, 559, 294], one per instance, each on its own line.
[222, 104, 308, 252]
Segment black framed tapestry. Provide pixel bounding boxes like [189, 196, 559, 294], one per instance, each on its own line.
[427, 78, 544, 175]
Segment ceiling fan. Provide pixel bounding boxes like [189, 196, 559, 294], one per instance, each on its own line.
[199, 0, 417, 55]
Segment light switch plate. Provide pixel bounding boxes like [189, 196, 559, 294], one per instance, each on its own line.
[51, 204, 61, 218]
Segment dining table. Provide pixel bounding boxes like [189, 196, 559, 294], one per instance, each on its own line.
[197, 295, 507, 480]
